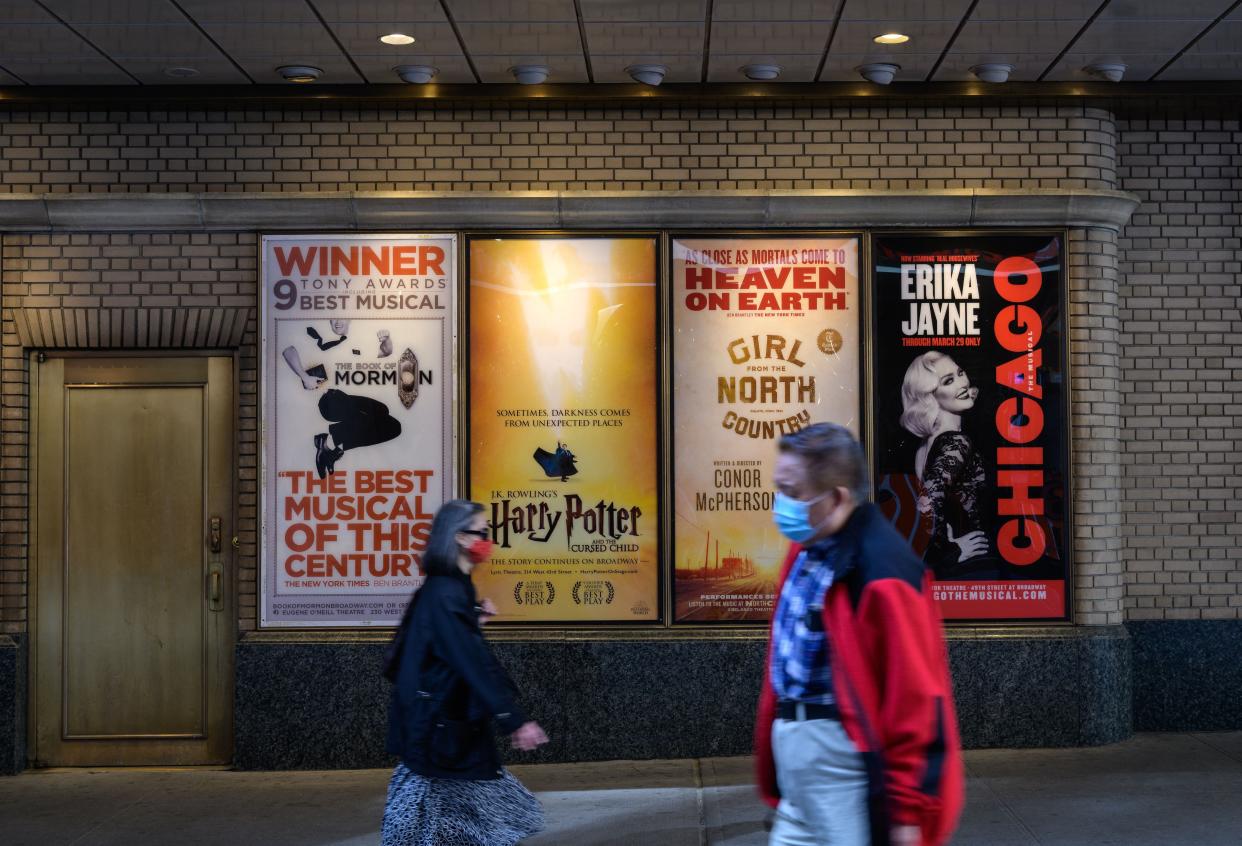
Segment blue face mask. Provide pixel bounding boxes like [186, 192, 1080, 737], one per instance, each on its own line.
[772, 491, 832, 543]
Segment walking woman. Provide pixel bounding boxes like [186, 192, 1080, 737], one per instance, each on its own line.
[383, 499, 548, 845]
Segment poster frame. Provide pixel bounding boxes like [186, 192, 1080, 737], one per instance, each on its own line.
[868, 229, 1074, 626]
[461, 230, 667, 627]
[257, 231, 460, 631]
[667, 230, 867, 627]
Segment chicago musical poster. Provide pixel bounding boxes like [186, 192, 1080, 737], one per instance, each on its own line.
[672, 236, 861, 622]
[468, 236, 660, 623]
[872, 233, 1069, 621]
[260, 234, 456, 627]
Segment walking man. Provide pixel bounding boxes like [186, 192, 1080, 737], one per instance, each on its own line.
[755, 423, 963, 846]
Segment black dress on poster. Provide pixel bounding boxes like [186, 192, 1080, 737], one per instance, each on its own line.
[871, 234, 1068, 618]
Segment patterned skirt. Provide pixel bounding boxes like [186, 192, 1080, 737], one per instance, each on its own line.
[381, 763, 545, 846]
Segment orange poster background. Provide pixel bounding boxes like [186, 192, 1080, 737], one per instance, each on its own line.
[468, 237, 660, 622]
[672, 236, 861, 623]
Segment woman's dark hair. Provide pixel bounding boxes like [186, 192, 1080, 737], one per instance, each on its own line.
[422, 498, 485, 578]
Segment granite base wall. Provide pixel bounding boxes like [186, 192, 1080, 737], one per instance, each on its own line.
[0, 635, 26, 775]
[1130, 621, 1242, 732]
[235, 627, 1132, 770]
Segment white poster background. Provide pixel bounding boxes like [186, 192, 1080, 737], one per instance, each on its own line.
[261, 235, 456, 627]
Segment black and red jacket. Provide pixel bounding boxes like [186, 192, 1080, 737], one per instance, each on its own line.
[754, 503, 964, 846]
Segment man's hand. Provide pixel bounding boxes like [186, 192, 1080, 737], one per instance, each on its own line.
[510, 721, 549, 751]
[891, 824, 921, 846]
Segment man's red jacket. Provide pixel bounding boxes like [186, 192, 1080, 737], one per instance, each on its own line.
[754, 503, 964, 846]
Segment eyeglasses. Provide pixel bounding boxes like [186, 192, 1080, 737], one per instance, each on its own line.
[461, 528, 490, 540]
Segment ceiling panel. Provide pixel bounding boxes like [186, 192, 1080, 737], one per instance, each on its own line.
[457, 21, 584, 55]
[0, 1, 61, 24]
[839, 0, 974, 21]
[72, 23, 228, 59]
[0, 22, 111, 59]
[0, 66, 26, 84]
[354, 52, 477, 83]
[175, 0, 325, 25]
[311, 0, 450, 23]
[471, 52, 589, 82]
[710, 21, 835, 54]
[713, 0, 843, 21]
[968, 0, 1100, 18]
[933, 19, 1087, 80]
[592, 54, 701, 82]
[113, 57, 250, 84]
[1044, 19, 1211, 79]
[40, 0, 184, 25]
[584, 21, 704, 54]
[933, 54, 1066, 82]
[708, 53, 822, 82]
[444, 0, 577, 23]
[2, 56, 135, 84]
[1098, 0, 1236, 20]
[825, 19, 959, 79]
[580, 0, 706, 22]
[1159, 52, 1242, 79]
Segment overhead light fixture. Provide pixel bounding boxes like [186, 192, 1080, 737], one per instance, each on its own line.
[1084, 62, 1126, 82]
[970, 63, 1013, 83]
[395, 64, 438, 84]
[874, 33, 909, 45]
[276, 65, 322, 83]
[857, 62, 900, 85]
[163, 66, 199, 79]
[380, 33, 415, 45]
[741, 63, 782, 81]
[625, 64, 667, 86]
[509, 64, 549, 84]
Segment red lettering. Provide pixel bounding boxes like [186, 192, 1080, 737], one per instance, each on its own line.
[995, 397, 1044, 444]
[996, 349, 1043, 399]
[997, 518, 1046, 566]
[994, 256, 1042, 303]
[994, 304, 1042, 352]
[274, 246, 316, 276]
[997, 470, 1045, 516]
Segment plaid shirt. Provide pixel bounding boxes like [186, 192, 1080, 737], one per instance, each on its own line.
[769, 539, 838, 705]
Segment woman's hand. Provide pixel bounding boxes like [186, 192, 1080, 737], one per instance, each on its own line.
[477, 598, 497, 624]
[948, 525, 988, 560]
[511, 721, 549, 751]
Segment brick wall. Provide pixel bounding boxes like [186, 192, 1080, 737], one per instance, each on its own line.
[1118, 116, 1242, 621]
[0, 233, 259, 634]
[0, 99, 1138, 633]
[0, 102, 1115, 193]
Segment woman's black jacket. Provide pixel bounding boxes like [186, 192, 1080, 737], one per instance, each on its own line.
[386, 573, 528, 780]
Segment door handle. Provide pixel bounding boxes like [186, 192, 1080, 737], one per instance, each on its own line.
[210, 571, 222, 603]
[209, 516, 222, 553]
[207, 564, 225, 612]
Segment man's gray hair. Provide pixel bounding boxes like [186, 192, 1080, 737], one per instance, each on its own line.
[777, 422, 870, 501]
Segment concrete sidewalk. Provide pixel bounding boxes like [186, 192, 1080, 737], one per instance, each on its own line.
[2, 732, 1241, 845]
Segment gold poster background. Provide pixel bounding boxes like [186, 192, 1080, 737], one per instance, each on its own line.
[469, 237, 660, 622]
[672, 237, 860, 622]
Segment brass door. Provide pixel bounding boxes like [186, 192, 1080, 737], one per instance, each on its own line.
[32, 356, 234, 766]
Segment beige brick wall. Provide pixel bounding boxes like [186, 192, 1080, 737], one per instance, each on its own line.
[0, 233, 259, 634]
[0, 102, 1115, 193]
[1118, 116, 1242, 621]
[0, 99, 1135, 633]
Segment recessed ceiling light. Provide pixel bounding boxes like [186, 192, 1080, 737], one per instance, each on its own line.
[874, 33, 909, 45]
[1084, 62, 1126, 82]
[276, 65, 322, 83]
[395, 64, 438, 84]
[741, 63, 782, 81]
[626, 64, 667, 86]
[970, 63, 1013, 83]
[380, 33, 415, 46]
[163, 66, 199, 79]
[509, 64, 549, 84]
[857, 62, 900, 85]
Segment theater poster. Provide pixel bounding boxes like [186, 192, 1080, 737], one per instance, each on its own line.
[260, 234, 455, 627]
[672, 235, 861, 623]
[468, 236, 660, 623]
[872, 233, 1070, 622]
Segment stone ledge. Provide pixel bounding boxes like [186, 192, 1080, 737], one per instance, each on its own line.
[0, 189, 1140, 232]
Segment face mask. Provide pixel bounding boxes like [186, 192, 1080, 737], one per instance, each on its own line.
[466, 538, 494, 564]
[772, 491, 832, 543]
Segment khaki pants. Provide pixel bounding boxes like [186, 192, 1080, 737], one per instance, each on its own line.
[770, 717, 870, 846]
